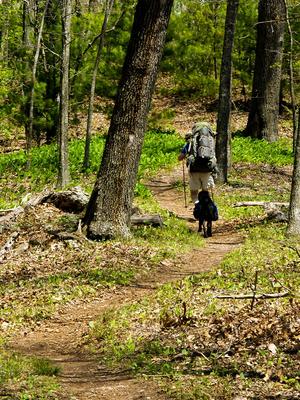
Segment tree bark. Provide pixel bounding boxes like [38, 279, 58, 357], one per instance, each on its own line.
[57, 0, 71, 189]
[83, 0, 115, 171]
[22, 0, 33, 48]
[216, 0, 239, 184]
[283, 0, 297, 150]
[27, 0, 50, 159]
[44, 0, 60, 143]
[84, 0, 174, 240]
[212, 2, 220, 81]
[287, 110, 300, 237]
[245, 0, 285, 142]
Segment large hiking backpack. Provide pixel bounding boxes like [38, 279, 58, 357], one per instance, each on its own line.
[187, 123, 216, 172]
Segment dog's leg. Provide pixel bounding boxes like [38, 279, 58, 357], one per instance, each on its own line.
[203, 221, 208, 238]
[207, 221, 212, 237]
[198, 221, 202, 232]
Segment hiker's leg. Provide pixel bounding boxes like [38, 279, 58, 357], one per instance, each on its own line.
[199, 172, 213, 192]
[207, 175, 215, 198]
[191, 190, 198, 203]
[189, 172, 200, 203]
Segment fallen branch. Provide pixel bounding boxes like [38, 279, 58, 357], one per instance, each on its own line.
[215, 291, 291, 300]
[0, 206, 24, 222]
[0, 188, 88, 229]
[0, 207, 20, 216]
[233, 201, 289, 222]
[250, 270, 259, 310]
[0, 192, 51, 227]
[234, 201, 289, 208]
[130, 214, 163, 227]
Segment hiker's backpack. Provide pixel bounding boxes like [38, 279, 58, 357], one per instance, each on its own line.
[193, 197, 219, 222]
[187, 123, 216, 173]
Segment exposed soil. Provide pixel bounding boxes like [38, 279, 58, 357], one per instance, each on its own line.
[9, 165, 243, 400]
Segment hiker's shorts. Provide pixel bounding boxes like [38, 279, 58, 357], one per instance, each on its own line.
[189, 172, 214, 192]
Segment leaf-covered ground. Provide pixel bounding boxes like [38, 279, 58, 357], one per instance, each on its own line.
[0, 160, 299, 399]
[0, 99, 299, 399]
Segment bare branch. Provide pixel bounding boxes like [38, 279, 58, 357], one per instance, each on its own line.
[81, 10, 125, 58]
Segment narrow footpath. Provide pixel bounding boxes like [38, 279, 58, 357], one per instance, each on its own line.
[10, 165, 243, 400]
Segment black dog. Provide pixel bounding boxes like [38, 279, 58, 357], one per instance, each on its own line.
[193, 190, 218, 238]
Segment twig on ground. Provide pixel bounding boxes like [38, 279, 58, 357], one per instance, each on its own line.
[250, 270, 259, 310]
[215, 291, 291, 300]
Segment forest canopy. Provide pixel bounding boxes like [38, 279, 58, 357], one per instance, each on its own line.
[1, 0, 299, 145]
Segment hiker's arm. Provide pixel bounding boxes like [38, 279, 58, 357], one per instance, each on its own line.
[178, 142, 189, 161]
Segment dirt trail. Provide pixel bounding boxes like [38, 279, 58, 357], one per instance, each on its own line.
[10, 165, 243, 400]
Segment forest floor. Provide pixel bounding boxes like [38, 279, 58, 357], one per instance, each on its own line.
[2, 89, 297, 398]
[8, 164, 243, 400]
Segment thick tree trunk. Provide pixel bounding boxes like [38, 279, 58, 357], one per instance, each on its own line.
[84, 0, 174, 240]
[83, 0, 114, 171]
[216, 0, 239, 184]
[287, 111, 300, 237]
[245, 0, 285, 142]
[57, 0, 71, 188]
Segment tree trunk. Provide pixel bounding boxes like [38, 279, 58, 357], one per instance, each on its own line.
[27, 0, 50, 159]
[212, 3, 220, 81]
[283, 0, 297, 151]
[287, 110, 300, 237]
[88, 0, 98, 12]
[245, 0, 285, 142]
[44, 0, 60, 144]
[82, 0, 114, 171]
[22, 0, 33, 48]
[57, 0, 71, 189]
[84, 0, 174, 240]
[216, 0, 239, 184]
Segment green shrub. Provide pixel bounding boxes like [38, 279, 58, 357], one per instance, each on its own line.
[232, 136, 293, 166]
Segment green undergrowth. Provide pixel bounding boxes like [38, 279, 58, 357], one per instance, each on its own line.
[0, 267, 136, 328]
[0, 194, 203, 398]
[0, 191, 202, 331]
[0, 350, 60, 399]
[134, 194, 203, 254]
[87, 223, 300, 399]
[0, 130, 297, 399]
[218, 135, 292, 221]
[232, 136, 293, 166]
[0, 129, 183, 208]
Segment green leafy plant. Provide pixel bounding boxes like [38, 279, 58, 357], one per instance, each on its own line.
[232, 136, 293, 166]
[0, 350, 60, 399]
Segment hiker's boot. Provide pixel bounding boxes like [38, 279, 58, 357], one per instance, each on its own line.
[207, 222, 212, 237]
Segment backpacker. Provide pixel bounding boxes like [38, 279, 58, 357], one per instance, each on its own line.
[187, 122, 216, 173]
